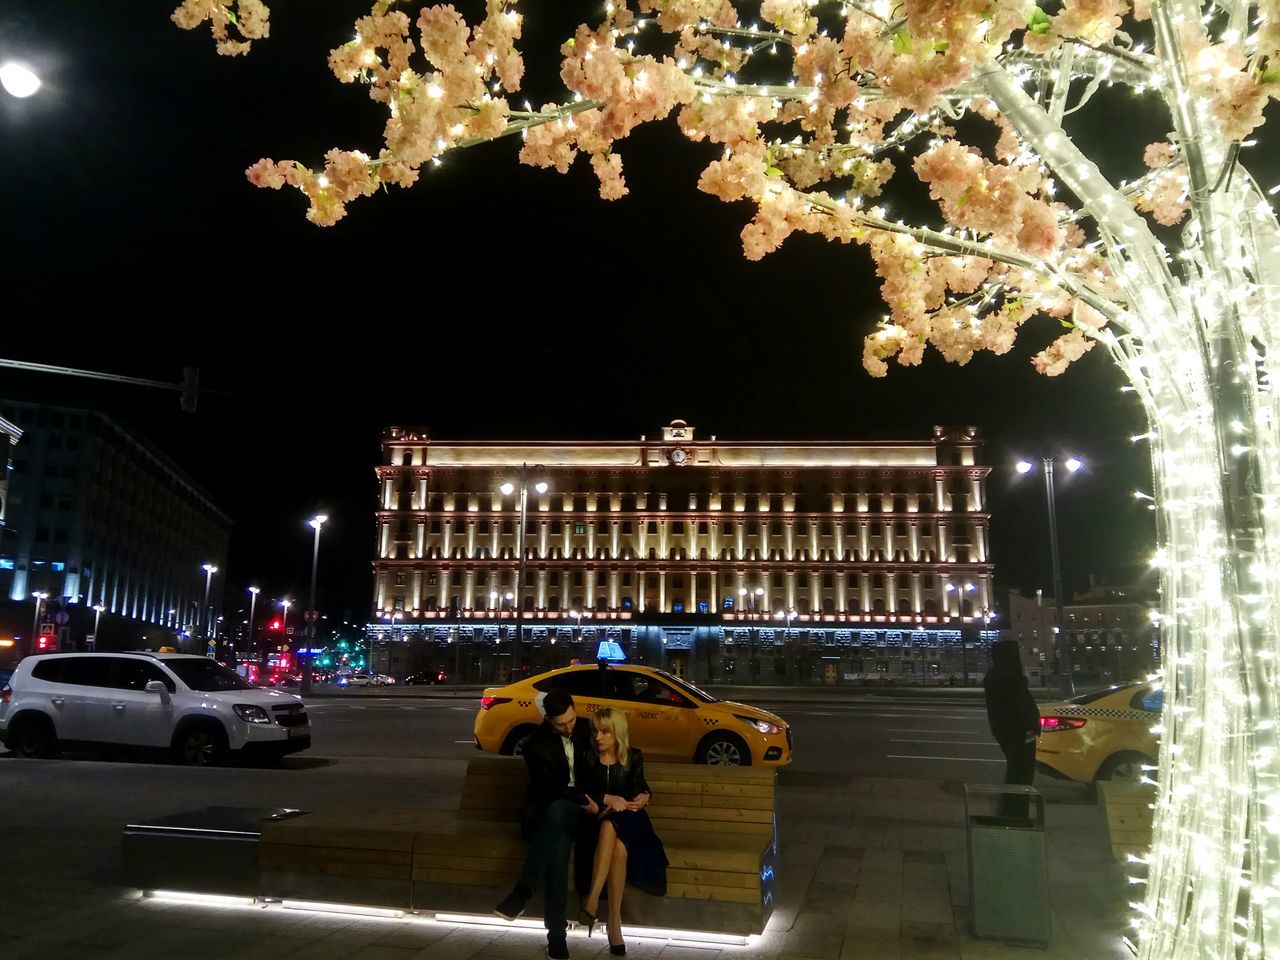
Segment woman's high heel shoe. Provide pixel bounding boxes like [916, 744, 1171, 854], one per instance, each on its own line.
[608, 939, 627, 956]
[578, 907, 599, 937]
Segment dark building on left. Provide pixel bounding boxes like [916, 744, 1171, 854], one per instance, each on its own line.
[0, 400, 231, 654]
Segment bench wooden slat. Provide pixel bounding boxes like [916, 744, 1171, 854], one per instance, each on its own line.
[260, 843, 412, 867]
[260, 858, 409, 880]
[666, 883, 762, 905]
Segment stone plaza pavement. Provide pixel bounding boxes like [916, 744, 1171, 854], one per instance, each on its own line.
[0, 766, 1133, 960]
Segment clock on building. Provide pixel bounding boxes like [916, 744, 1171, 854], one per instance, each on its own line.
[668, 448, 689, 465]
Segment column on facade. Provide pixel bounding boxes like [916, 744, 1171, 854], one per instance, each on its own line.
[858, 521, 869, 561]
[463, 570, 475, 610]
[536, 569, 547, 609]
[810, 523, 820, 562]
[440, 522, 452, 560]
[784, 521, 794, 561]
[909, 522, 920, 561]
[380, 522, 392, 559]
[382, 477, 394, 510]
[785, 570, 796, 611]
[710, 520, 720, 559]
[974, 523, 987, 562]
[585, 568, 597, 609]
[412, 571, 422, 611]
[809, 570, 821, 613]
[690, 569, 699, 613]
[937, 519, 950, 563]
[711, 570, 720, 611]
[609, 569, 619, 608]
[860, 572, 872, 612]
[611, 521, 620, 559]
[969, 472, 983, 511]
[834, 520, 845, 561]
[416, 476, 428, 510]
[882, 517, 894, 563]
[538, 519, 548, 560]
[911, 572, 922, 614]
[836, 570, 847, 612]
[638, 571, 647, 613]
[658, 571, 667, 613]
[437, 572, 448, 610]
[934, 471, 947, 511]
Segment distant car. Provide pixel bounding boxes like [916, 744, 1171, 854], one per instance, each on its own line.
[375, 675, 395, 686]
[1036, 681, 1162, 783]
[474, 664, 792, 766]
[404, 671, 448, 685]
[338, 674, 373, 687]
[0, 652, 310, 765]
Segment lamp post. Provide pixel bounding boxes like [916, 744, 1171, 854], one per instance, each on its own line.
[247, 586, 260, 659]
[570, 608, 584, 668]
[1015, 456, 1083, 698]
[739, 587, 765, 684]
[499, 465, 548, 676]
[201, 563, 218, 653]
[279, 598, 293, 671]
[302, 514, 328, 696]
[29, 591, 48, 657]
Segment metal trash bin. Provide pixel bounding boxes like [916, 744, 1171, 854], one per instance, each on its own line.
[963, 784, 1049, 946]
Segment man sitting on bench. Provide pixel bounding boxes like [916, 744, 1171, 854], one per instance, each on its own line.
[494, 691, 599, 960]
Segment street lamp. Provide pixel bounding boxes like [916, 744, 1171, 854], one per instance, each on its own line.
[302, 514, 328, 696]
[201, 563, 218, 652]
[91, 604, 105, 649]
[29, 591, 48, 657]
[247, 586, 260, 659]
[0, 62, 40, 98]
[498, 464, 548, 674]
[1015, 456, 1084, 697]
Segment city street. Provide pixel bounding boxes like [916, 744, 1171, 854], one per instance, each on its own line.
[303, 695, 1013, 784]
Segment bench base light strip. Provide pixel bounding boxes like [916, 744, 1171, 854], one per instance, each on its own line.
[140, 891, 751, 945]
[425, 911, 749, 945]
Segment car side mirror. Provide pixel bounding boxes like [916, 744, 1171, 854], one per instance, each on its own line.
[145, 680, 170, 699]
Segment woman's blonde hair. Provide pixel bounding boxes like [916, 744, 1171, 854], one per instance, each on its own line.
[592, 707, 630, 766]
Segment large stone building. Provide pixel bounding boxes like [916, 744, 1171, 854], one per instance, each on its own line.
[0, 414, 21, 536]
[0, 400, 231, 653]
[370, 421, 996, 685]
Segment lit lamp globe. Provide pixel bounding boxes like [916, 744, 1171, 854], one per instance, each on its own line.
[0, 62, 40, 98]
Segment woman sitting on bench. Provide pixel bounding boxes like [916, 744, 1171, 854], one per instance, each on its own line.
[579, 707, 668, 956]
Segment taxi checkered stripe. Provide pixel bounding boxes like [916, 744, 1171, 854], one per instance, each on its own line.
[1057, 706, 1154, 721]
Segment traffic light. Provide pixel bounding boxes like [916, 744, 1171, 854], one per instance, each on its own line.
[270, 618, 282, 631]
[180, 366, 199, 413]
[36, 634, 54, 652]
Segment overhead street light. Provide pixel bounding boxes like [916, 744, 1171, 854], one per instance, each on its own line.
[0, 62, 40, 98]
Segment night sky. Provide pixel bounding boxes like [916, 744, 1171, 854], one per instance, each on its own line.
[0, 1, 1164, 623]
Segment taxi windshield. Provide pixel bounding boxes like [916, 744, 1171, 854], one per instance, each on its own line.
[658, 670, 716, 704]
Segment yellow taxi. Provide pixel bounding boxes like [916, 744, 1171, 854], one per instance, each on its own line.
[473, 663, 792, 766]
[1035, 680, 1162, 783]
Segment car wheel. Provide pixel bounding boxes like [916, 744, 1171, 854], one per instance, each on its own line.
[6, 715, 58, 759]
[1096, 751, 1154, 783]
[174, 723, 229, 767]
[696, 732, 751, 767]
[502, 724, 538, 756]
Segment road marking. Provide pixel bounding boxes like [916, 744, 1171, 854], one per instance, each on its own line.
[783, 711, 981, 721]
[454, 740, 475, 744]
[889, 739, 994, 746]
[887, 754, 1004, 763]
[886, 728, 982, 733]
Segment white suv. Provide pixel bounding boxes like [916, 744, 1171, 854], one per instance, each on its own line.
[0, 652, 310, 765]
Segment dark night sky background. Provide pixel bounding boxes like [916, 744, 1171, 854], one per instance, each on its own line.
[0, 1, 1165, 623]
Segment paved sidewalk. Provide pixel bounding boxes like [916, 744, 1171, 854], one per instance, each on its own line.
[0, 771, 1131, 960]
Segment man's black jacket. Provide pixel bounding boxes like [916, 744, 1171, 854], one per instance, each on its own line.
[982, 665, 1041, 748]
[520, 715, 595, 836]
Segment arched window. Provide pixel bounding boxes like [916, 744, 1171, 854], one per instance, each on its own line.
[823, 597, 835, 613]
[548, 597, 561, 612]
[424, 597, 438, 611]
[797, 598, 810, 614]
[401, 451, 413, 467]
[960, 598, 974, 617]
[522, 596, 534, 612]
[595, 596, 607, 611]
[924, 598, 938, 616]
[898, 596, 911, 613]
[873, 598, 887, 614]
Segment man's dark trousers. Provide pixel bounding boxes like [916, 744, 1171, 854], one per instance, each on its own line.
[999, 738, 1037, 818]
[519, 799, 595, 937]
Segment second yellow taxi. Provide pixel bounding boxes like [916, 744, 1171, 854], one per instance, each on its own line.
[473, 663, 792, 766]
[1036, 680, 1162, 783]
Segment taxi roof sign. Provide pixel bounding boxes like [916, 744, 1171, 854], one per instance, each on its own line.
[596, 640, 626, 662]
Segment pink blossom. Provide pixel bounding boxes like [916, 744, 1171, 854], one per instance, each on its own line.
[591, 153, 629, 199]
[1032, 328, 1095, 375]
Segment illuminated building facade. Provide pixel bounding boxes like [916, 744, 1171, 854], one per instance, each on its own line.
[370, 421, 996, 685]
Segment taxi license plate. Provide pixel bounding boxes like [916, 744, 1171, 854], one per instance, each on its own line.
[288, 726, 309, 738]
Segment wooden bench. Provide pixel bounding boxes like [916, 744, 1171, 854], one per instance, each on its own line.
[413, 757, 778, 936]
[260, 809, 443, 909]
[1097, 781, 1156, 863]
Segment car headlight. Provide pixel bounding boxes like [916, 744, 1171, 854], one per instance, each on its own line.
[233, 704, 272, 724]
[736, 714, 781, 735]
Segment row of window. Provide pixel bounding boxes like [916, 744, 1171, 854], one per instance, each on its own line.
[394, 493, 979, 513]
[386, 595, 976, 616]
[392, 518, 982, 537]
[393, 569, 958, 590]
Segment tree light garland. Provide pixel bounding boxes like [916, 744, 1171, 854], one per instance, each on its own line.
[171, 1, 1280, 955]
